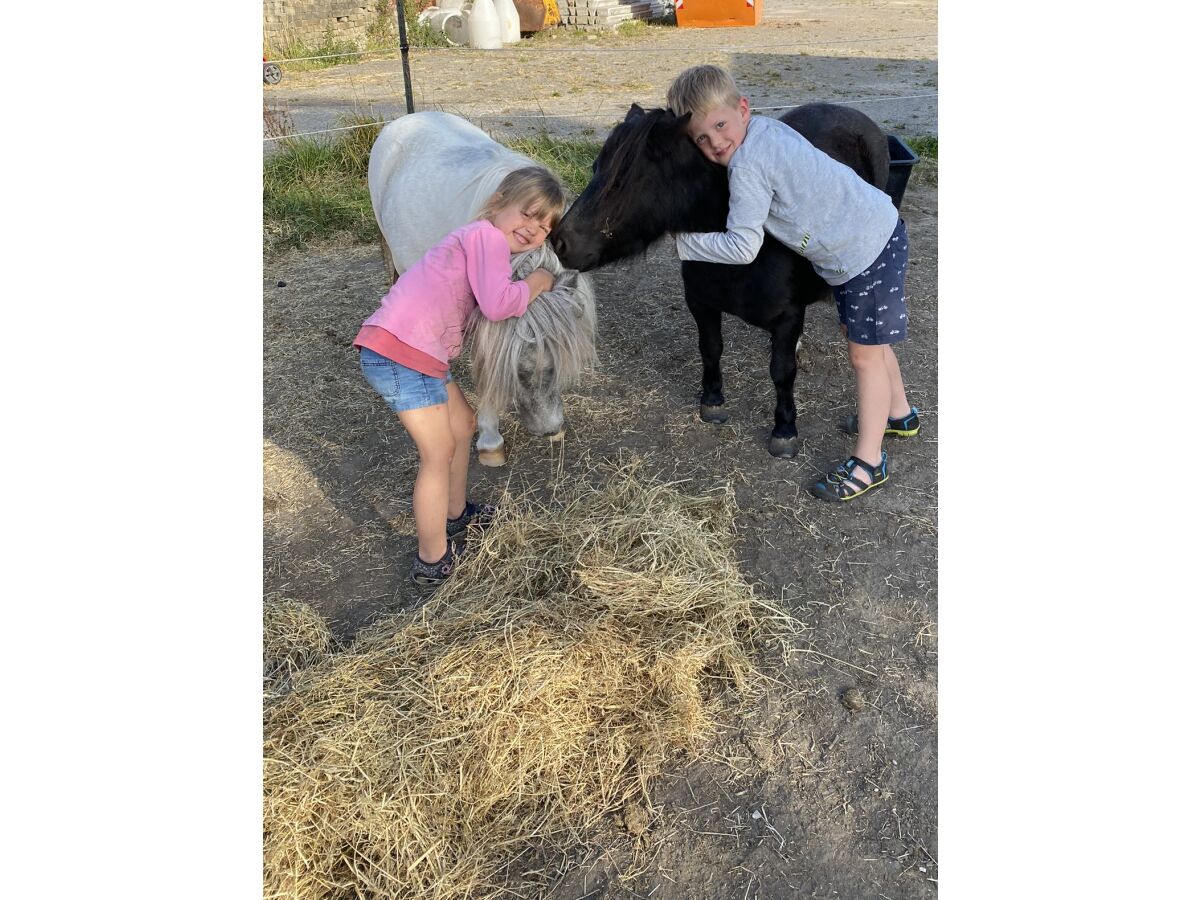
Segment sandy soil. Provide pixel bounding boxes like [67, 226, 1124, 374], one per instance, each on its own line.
[264, 3, 938, 896]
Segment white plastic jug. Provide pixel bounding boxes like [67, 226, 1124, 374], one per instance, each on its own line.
[467, 0, 502, 50]
[495, 0, 521, 44]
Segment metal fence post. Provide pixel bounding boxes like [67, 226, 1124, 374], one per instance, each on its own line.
[395, 1, 416, 114]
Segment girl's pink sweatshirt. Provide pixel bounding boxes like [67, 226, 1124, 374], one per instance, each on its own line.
[354, 220, 530, 371]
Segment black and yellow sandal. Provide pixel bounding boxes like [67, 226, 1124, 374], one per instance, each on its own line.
[841, 407, 921, 438]
[809, 451, 889, 502]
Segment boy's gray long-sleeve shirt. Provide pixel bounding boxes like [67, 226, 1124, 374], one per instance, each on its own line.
[675, 115, 899, 286]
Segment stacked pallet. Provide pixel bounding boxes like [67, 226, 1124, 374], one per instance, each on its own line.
[557, 0, 672, 29]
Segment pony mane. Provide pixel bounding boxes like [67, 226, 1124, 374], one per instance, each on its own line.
[594, 111, 661, 222]
[594, 108, 728, 238]
[465, 244, 597, 415]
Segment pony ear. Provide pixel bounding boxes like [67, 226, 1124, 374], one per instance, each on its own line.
[625, 103, 645, 122]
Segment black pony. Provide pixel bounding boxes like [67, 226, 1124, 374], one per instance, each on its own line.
[552, 102, 892, 458]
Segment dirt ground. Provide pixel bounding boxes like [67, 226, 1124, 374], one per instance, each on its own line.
[264, 0, 937, 143]
[264, 3, 937, 897]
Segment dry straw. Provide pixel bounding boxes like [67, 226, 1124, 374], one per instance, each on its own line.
[264, 598, 336, 700]
[263, 460, 798, 899]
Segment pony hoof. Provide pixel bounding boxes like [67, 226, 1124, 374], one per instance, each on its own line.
[699, 404, 730, 424]
[477, 446, 507, 467]
[768, 436, 798, 459]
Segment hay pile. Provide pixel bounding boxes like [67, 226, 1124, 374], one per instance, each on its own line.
[263, 462, 796, 899]
[264, 598, 335, 699]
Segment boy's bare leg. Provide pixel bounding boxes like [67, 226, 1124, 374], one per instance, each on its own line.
[847, 341, 890, 482]
[882, 344, 912, 420]
[398, 405, 454, 563]
[444, 383, 477, 521]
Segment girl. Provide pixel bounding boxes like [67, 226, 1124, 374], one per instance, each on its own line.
[354, 166, 565, 585]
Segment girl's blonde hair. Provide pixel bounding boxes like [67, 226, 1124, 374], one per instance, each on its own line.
[667, 64, 743, 118]
[477, 166, 567, 229]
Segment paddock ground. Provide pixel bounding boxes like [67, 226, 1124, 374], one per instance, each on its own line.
[264, 3, 937, 896]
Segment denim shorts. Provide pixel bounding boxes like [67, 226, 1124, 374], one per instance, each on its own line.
[359, 347, 453, 412]
[833, 217, 909, 346]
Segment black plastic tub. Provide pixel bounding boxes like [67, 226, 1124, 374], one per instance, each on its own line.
[885, 135, 919, 210]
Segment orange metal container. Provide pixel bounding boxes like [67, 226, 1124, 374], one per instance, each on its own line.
[674, 0, 762, 28]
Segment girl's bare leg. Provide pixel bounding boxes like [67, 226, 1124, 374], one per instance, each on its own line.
[398, 404, 455, 563]
[444, 383, 477, 521]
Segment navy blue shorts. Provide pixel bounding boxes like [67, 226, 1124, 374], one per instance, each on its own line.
[833, 217, 909, 346]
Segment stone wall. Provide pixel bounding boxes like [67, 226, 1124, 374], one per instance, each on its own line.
[264, 0, 388, 52]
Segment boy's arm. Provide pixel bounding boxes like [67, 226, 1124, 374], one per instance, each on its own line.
[675, 165, 773, 265]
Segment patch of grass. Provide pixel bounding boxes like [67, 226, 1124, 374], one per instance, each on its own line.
[272, 28, 361, 73]
[906, 135, 938, 189]
[907, 135, 937, 162]
[263, 115, 385, 252]
[365, 0, 398, 51]
[507, 132, 604, 197]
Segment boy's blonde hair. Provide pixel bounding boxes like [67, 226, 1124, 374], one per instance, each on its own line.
[667, 64, 743, 118]
[477, 166, 567, 229]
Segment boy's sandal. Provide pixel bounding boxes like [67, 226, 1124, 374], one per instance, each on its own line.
[809, 452, 889, 503]
[841, 406, 920, 438]
[410, 543, 468, 586]
[446, 500, 497, 538]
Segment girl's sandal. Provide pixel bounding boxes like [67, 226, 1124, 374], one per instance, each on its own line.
[411, 543, 468, 586]
[446, 500, 497, 538]
[809, 452, 889, 502]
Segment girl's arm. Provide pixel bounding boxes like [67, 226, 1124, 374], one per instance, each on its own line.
[523, 268, 554, 300]
[464, 225, 532, 320]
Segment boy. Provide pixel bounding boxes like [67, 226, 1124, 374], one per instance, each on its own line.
[666, 64, 920, 502]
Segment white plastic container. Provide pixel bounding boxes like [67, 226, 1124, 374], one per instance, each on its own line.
[467, 0, 502, 49]
[495, 0, 522, 44]
[428, 8, 469, 46]
[416, 5, 440, 28]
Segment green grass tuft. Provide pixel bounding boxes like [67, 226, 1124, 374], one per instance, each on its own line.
[907, 135, 938, 162]
[272, 28, 361, 73]
[906, 135, 938, 189]
[263, 115, 385, 252]
[507, 133, 604, 197]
